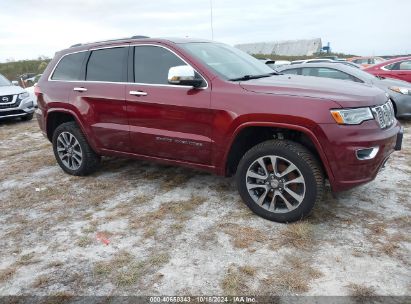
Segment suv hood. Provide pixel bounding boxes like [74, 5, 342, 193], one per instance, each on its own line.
[239, 74, 388, 108]
[0, 85, 25, 96]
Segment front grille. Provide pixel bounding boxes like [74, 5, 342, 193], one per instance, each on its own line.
[0, 95, 14, 104]
[372, 101, 395, 129]
[0, 99, 20, 109]
[0, 109, 25, 117]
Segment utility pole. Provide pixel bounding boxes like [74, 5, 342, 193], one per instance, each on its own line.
[210, 0, 214, 40]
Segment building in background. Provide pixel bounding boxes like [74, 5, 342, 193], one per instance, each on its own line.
[235, 38, 322, 56]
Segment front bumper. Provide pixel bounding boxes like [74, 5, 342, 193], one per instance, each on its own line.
[0, 95, 35, 119]
[317, 120, 403, 192]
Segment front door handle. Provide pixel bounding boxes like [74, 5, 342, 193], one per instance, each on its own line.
[129, 90, 148, 96]
[73, 87, 87, 92]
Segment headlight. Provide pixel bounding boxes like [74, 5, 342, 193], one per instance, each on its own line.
[389, 86, 411, 95]
[18, 92, 30, 99]
[330, 107, 374, 125]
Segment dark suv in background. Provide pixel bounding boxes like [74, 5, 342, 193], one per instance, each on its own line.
[35, 36, 403, 222]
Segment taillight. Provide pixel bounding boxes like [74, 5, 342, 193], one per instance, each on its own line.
[34, 85, 41, 97]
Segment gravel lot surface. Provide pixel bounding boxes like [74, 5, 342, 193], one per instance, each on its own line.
[0, 119, 410, 296]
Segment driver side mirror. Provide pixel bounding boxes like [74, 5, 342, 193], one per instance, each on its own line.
[11, 80, 19, 86]
[168, 65, 203, 88]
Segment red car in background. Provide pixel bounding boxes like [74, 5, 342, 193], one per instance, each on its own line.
[347, 56, 385, 68]
[364, 56, 411, 83]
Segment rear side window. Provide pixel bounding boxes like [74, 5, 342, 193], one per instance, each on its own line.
[301, 67, 361, 82]
[282, 68, 300, 75]
[134, 46, 185, 84]
[86, 47, 126, 82]
[399, 61, 411, 70]
[51, 52, 86, 80]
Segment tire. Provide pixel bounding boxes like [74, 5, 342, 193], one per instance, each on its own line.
[21, 113, 33, 121]
[52, 121, 100, 176]
[236, 140, 324, 223]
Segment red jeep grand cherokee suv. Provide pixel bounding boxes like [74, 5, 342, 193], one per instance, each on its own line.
[35, 37, 403, 222]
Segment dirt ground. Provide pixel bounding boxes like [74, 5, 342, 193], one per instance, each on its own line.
[0, 119, 410, 297]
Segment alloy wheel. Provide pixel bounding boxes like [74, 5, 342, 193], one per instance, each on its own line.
[245, 155, 306, 213]
[56, 131, 83, 170]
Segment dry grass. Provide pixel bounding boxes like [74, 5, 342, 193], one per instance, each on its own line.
[129, 196, 206, 231]
[239, 265, 257, 276]
[277, 221, 314, 249]
[161, 173, 193, 191]
[219, 223, 267, 249]
[32, 274, 51, 288]
[347, 283, 377, 297]
[221, 264, 253, 295]
[262, 254, 323, 294]
[16, 252, 40, 266]
[94, 251, 170, 287]
[367, 222, 387, 235]
[0, 267, 16, 283]
[76, 236, 93, 247]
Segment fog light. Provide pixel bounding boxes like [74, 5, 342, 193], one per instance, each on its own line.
[356, 147, 379, 160]
[25, 101, 34, 108]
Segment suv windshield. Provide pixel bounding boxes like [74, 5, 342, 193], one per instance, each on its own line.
[181, 42, 274, 80]
[0, 74, 11, 86]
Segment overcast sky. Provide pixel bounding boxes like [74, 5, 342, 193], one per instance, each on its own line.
[1, 0, 410, 62]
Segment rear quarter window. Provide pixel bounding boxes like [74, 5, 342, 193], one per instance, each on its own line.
[51, 52, 86, 81]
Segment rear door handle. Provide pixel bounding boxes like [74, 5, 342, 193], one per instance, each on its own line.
[73, 87, 87, 92]
[129, 90, 148, 96]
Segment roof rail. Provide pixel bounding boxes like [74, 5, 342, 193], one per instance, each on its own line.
[69, 35, 149, 48]
[131, 35, 150, 39]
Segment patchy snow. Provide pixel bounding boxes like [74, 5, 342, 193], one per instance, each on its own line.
[0, 119, 410, 296]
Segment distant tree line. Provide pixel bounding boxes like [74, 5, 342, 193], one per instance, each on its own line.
[0, 57, 51, 81]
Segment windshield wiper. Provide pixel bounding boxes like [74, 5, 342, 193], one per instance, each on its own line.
[229, 72, 278, 81]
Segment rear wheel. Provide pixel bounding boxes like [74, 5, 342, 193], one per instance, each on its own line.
[52, 121, 100, 175]
[236, 140, 324, 223]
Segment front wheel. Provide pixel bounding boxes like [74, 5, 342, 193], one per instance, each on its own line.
[236, 140, 324, 223]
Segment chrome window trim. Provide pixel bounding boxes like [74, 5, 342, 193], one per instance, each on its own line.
[48, 49, 89, 81]
[48, 43, 209, 89]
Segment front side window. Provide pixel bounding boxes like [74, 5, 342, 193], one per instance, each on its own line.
[51, 52, 86, 80]
[86, 47, 126, 82]
[134, 46, 187, 85]
[181, 42, 273, 80]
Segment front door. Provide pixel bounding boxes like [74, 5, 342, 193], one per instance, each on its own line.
[125, 45, 212, 165]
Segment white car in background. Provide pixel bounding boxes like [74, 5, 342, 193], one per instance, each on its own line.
[24, 74, 42, 108]
[0, 73, 35, 121]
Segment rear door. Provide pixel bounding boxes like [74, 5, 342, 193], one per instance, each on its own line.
[125, 44, 212, 165]
[391, 60, 411, 83]
[70, 46, 130, 152]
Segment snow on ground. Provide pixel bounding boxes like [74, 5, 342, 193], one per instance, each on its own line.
[0, 119, 410, 296]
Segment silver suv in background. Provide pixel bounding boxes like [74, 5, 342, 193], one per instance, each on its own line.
[0, 73, 35, 121]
